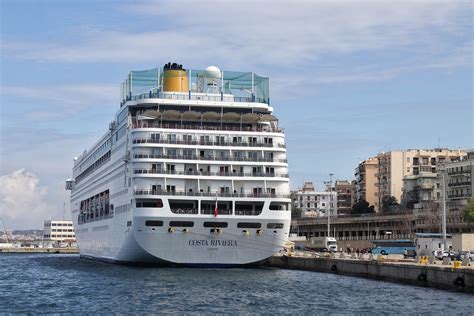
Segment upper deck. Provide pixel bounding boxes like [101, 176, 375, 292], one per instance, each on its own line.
[120, 63, 270, 107]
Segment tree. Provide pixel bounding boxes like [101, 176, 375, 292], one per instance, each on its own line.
[382, 196, 400, 213]
[464, 197, 474, 224]
[351, 200, 375, 214]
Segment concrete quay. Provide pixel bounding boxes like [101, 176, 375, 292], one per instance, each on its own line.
[265, 253, 474, 293]
[0, 247, 79, 254]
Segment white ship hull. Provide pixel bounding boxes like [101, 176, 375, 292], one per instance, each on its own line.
[76, 209, 290, 265]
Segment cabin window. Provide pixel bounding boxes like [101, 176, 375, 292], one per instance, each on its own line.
[169, 221, 194, 227]
[235, 202, 264, 216]
[237, 222, 261, 229]
[269, 202, 289, 211]
[267, 223, 284, 229]
[136, 199, 163, 208]
[203, 222, 228, 228]
[169, 200, 198, 214]
[145, 220, 164, 227]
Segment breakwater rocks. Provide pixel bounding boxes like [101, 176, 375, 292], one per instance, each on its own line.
[265, 254, 474, 293]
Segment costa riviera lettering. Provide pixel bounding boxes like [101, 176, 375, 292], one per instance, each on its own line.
[189, 239, 238, 247]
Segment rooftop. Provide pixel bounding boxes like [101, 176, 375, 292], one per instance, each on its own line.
[121, 63, 270, 106]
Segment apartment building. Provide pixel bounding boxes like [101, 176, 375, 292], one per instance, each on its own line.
[334, 180, 353, 215]
[354, 157, 379, 211]
[292, 181, 337, 218]
[378, 149, 465, 211]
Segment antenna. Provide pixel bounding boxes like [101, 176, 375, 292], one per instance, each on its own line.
[63, 201, 66, 220]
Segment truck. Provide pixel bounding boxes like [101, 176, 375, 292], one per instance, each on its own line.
[307, 237, 338, 252]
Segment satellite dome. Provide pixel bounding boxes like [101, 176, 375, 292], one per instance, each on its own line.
[205, 66, 221, 79]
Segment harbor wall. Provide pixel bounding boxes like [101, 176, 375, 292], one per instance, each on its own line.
[266, 255, 474, 293]
[0, 248, 79, 254]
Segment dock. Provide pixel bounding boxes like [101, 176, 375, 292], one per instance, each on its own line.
[265, 252, 474, 293]
[0, 247, 79, 254]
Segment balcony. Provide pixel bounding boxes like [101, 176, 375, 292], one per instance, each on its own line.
[448, 193, 471, 199]
[133, 189, 290, 199]
[132, 138, 285, 148]
[447, 169, 471, 176]
[414, 184, 435, 190]
[133, 153, 287, 163]
[448, 181, 471, 187]
[133, 169, 289, 178]
[132, 123, 284, 134]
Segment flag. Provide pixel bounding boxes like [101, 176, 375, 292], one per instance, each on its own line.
[214, 195, 218, 217]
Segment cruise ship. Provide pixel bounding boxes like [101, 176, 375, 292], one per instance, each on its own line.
[66, 63, 291, 265]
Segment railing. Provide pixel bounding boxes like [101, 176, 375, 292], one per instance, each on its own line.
[132, 123, 285, 134]
[123, 91, 268, 105]
[448, 193, 471, 199]
[447, 169, 471, 175]
[414, 184, 435, 190]
[447, 181, 471, 187]
[235, 209, 263, 216]
[201, 209, 233, 215]
[133, 169, 289, 178]
[132, 138, 285, 148]
[170, 208, 199, 215]
[132, 153, 287, 163]
[133, 189, 290, 199]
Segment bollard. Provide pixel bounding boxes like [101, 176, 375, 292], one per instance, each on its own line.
[429, 256, 436, 264]
[368, 254, 374, 261]
[420, 256, 429, 265]
[453, 261, 462, 269]
[351, 253, 356, 259]
[442, 257, 451, 265]
[339, 252, 345, 259]
[462, 257, 470, 267]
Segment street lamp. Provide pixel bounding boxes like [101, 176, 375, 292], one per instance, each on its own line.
[326, 173, 334, 238]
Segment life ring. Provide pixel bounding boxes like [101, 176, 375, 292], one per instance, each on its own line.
[381, 250, 387, 256]
[331, 264, 338, 273]
[417, 272, 427, 282]
[453, 276, 465, 287]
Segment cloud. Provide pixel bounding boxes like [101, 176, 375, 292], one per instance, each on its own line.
[0, 169, 50, 229]
[0, 84, 119, 121]
[2, 1, 470, 69]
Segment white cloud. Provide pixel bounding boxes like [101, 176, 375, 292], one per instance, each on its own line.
[0, 169, 51, 229]
[3, 1, 470, 69]
[0, 84, 118, 121]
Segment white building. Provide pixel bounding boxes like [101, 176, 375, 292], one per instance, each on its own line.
[415, 233, 452, 256]
[292, 182, 337, 218]
[43, 220, 76, 242]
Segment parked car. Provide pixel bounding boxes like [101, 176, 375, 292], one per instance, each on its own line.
[453, 251, 473, 261]
[448, 251, 460, 260]
[433, 250, 449, 260]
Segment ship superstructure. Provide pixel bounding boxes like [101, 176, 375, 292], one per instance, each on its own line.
[66, 63, 291, 265]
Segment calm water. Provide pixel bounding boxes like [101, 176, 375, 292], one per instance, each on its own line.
[0, 254, 472, 314]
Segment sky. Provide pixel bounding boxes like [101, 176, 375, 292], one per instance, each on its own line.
[0, 0, 472, 229]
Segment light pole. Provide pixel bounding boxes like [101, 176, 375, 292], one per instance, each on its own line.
[440, 165, 447, 251]
[327, 173, 334, 238]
